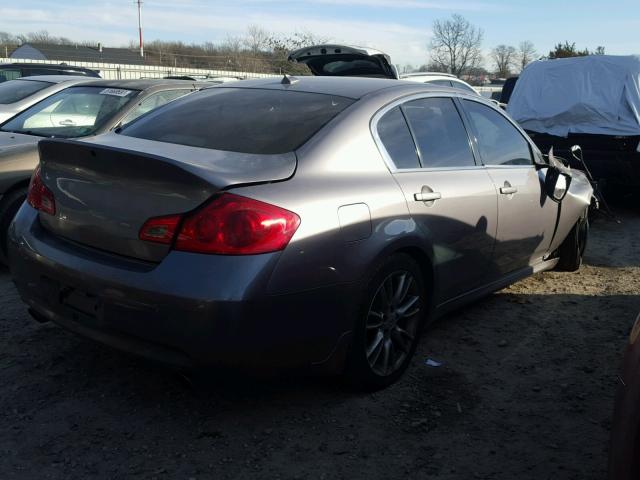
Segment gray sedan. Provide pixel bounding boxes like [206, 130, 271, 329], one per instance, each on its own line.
[8, 77, 592, 389]
[0, 79, 206, 263]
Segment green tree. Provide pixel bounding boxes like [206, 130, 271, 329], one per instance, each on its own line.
[548, 41, 591, 59]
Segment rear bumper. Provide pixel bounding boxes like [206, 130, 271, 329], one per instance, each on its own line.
[8, 205, 356, 372]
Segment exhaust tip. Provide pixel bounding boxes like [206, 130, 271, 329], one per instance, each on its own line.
[28, 308, 50, 324]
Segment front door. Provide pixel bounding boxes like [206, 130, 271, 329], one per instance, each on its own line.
[461, 99, 558, 276]
[374, 96, 498, 303]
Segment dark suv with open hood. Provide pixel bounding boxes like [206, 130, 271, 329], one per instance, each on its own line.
[288, 44, 399, 79]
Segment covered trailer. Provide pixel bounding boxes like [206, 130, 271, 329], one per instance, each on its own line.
[507, 55, 640, 186]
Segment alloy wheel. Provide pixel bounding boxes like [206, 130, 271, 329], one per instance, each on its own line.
[365, 270, 422, 376]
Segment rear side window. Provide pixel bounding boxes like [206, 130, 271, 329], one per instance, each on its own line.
[463, 100, 532, 166]
[121, 88, 355, 154]
[120, 89, 192, 126]
[376, 107, 420, 169]
[0, 79, 52, 104]
[428, 79, 453, 88]
[402, 97, 476, 168]
[22, 67, 61, 77]
[451, 81, 477, 94]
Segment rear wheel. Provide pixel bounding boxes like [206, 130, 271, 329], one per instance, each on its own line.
[345, 253, 426, 391]
[555, 209, 589, 272]
[0, 187, 27, 266]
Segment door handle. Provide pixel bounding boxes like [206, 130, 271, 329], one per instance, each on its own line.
[59, 119, 76, 126]
[414, 192, 442, 202]
[500, 186, 518, 195]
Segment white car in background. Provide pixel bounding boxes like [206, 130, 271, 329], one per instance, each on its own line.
[400, 72, 480, 96]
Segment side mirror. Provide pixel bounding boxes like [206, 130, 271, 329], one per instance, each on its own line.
[544, 166, 571, 202]
[570, 144, 583, 162]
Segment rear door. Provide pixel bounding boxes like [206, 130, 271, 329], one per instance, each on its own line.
[460, 98, 558, 276]
[373, 95, 498, 302]
[288, 44, 398, 79]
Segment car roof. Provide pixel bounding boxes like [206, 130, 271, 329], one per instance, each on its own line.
[62, 78, 206, 91]
[401, 72, 456, 78]
[0, 62, 93, 69]
[16, 75, 97, 84]
[211, 75, 464, 100]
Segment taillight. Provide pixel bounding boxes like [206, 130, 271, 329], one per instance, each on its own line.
[139, 214, 181, 244]
[138, 193, 300, 255]
[176, 194, 300, 255]
[27, 166, 56, 215]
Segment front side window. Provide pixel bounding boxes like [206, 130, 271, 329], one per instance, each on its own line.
[120, 89, 192, 126]
[0, 86, 137, 138]
[376, 106, 420, 169]
[463, 100, 532, 166]
[402, 97, 476, 168]
[0, 79, 52, 105]
[121, 88, 355, 154]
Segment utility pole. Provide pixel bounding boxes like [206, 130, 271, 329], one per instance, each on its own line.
[137, 0, 144, 58]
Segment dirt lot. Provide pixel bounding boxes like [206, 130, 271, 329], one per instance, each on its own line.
[1, 207, 639, 480]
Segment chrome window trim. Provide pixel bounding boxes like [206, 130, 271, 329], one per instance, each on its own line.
[483, 164, 537, 170]
[371, 91, 483, 174]
[392, 165, 487, 174]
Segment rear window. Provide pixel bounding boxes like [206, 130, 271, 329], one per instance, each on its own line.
[1, 86, 137, 138]
[0, 79, 52, 104]
[120, 88, 355, 154]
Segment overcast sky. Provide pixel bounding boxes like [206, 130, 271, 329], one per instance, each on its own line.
[1, 0, 638, 67]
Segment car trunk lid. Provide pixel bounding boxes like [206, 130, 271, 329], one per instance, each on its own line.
[36, 134, 296, 262]
[288, 44, 398, 79]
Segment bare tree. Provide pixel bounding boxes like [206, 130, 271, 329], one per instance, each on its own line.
[267, 30, 329, 52]
[244, 25, 270, 54]
[491, 44, 516, 77]
[16, 30, 71, 45]
[0, 32, 16, 44]
[418, 61, 449, 73]
[429, 14, 483, 76]
[401, 64, 415, 74]
[517, 40, 537, 71]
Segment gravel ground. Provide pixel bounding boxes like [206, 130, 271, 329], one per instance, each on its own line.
[1, 207, 639, 480]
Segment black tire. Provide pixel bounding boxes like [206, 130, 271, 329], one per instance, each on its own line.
[344, 253, 427, 391]
[555, 210, 589, 272]
[0, 187, 27, 265]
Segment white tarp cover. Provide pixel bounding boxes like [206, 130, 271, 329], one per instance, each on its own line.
[507, 55, 640, 137]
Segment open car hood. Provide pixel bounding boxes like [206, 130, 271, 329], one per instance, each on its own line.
[288, 44, 398, 79]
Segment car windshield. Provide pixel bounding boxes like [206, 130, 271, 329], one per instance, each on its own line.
[0, 86, 138, 138]
[120, 87, 355, 154]
[0, 79, 53, 104]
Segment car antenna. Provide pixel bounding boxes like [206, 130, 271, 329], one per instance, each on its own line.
[281, 74, 299, 85]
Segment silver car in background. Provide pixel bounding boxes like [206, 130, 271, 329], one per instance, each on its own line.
[9, 77, 592, 389]
[0, 79, 206, 264]
[0, 75, 94, 124]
